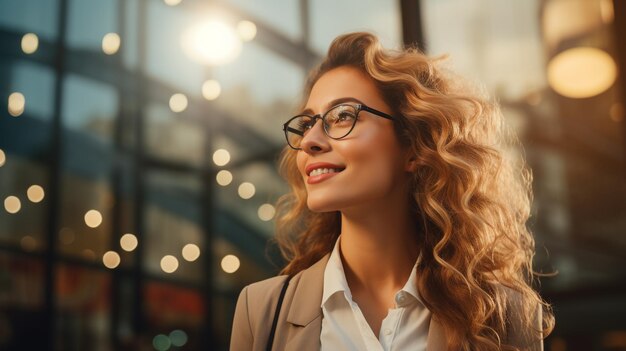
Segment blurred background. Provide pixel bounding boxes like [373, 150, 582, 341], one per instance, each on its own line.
[0, 0, 625, 350]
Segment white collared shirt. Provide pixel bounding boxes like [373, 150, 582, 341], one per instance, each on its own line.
[320, 236, 431, 351]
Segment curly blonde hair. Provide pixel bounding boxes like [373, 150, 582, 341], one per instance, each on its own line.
[273, 32, 554, 350]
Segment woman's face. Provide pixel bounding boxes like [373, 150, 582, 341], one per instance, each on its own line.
[296, 65, 413, 213]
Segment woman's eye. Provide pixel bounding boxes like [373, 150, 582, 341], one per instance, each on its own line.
[336, 112, 356, 121]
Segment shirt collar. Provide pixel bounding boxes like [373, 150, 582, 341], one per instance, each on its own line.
[322, 236, 351, 307]
[321, 235, 424, 308]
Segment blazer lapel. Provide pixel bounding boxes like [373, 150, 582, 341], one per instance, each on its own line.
[284, 254, 329, 351]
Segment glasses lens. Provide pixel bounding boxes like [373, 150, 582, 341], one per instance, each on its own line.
[325, 105, 358, 139]
[285, 115, 314, 149]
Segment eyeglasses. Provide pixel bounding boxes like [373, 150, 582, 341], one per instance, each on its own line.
[282, 103, 394, 150]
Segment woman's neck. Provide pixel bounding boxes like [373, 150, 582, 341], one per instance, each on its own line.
[338, 204, 421, 295]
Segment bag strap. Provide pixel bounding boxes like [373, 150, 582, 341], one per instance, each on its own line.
[265, 275, 293, 351]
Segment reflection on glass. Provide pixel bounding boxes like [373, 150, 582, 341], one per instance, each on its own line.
[181, 20, 242, 66]
[212, 149, 230, 166]
[220, 254, 240, 273]
[120, 233, 138, 252]
[237, 20, 257, 41]
[84, 209, 103, 228]
[257, 203, 275, 221]
[26, 184, 45, 203]
[161, 255, 179, 273]
[216, 170, 233, 186]
[182, 243, 200, 262]
[8, 92, 25, 117]
[102, 250, 120, 268]
[21, 33, 39, 54]
[169, 93, 188, 113]
[102, 32, 121, 55]
[202, 79, 221, 100]
[237, 182, 255, 199]
[4, 195, 21, 214]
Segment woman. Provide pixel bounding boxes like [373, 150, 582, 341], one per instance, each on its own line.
[230, 32, 554, 351]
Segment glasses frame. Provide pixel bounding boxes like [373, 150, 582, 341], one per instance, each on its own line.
[282, 103, 394, 150]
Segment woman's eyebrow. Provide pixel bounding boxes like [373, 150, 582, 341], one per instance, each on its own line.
[300, 97, 365, 115]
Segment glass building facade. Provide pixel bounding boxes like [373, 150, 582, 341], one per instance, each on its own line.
[0, 0, 624, 350]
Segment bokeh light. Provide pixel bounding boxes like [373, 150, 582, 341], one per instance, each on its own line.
[59, 227, 75, 245]
[258, 203, 276, 221]
[8, 92, 25, 117]
[84, 209, 103, 228]
[212, 149, 230, 166]
[4, 196, 21, 214]
[181, 20, 242, 65]
[103, 251, 121, 269]
[161, 255, 179, 273]
[153, 334, 171, 351]
[20, 235, 37, 252]
[120, 233, 138, 252]
[216, 170, 233, 186]
[164, 0, 181, 5]
[182, 243, 200, 262]
[237, 20, 257, 41]
[548, 47, 617, 98]
[169, 329, 188, 347]
[202, 79, 221, 100]
[27, 185, 45, 203]
[0, 149, 6, 167]
[221, 254, 240, 273]
[169, 93, 188, 113]
[238, 182, 255, 199]
[102, 32, 121, 55]
[21, 33, 38, 54]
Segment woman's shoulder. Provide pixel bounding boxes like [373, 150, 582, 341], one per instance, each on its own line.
[243, 274, 291, 302]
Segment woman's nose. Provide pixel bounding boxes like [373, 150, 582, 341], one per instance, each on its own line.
[299, 119, 330, 154]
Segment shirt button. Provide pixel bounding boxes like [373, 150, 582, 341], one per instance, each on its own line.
[384, 328, 392, 335]
[395, 292, 406, 305]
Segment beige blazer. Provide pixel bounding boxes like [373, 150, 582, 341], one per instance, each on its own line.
[230, 254, 543, 351]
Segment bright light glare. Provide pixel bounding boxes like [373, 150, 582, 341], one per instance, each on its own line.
[4, 196, 21, 214]
[237, 20, 257, 41]
[120, 233, 138, 252]
[27, 185, 45, 203]
[102, 33, 121, 55]
[21, 33, 39, 54]
[161, 255, 179, 273]
[221, 254, 240, 273]
[103, 251, 121, 269]
[202, 80, 221, 100]
[182, 243, 200, 262]
[216, 170, 233, 186]
[8, 92, 25, 117]
[84, 209, 103, 228]
[181, 20, 242, 65]
[548, 47, 617, 98]
[164, 0, 182, 5]
[238, 182, 255, 199]
[169, 93, 188, 113]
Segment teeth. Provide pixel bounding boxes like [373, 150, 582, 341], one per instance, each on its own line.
[310, 168, 341, 177]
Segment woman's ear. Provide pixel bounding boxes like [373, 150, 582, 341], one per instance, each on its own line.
[405, 155, 418, 172]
